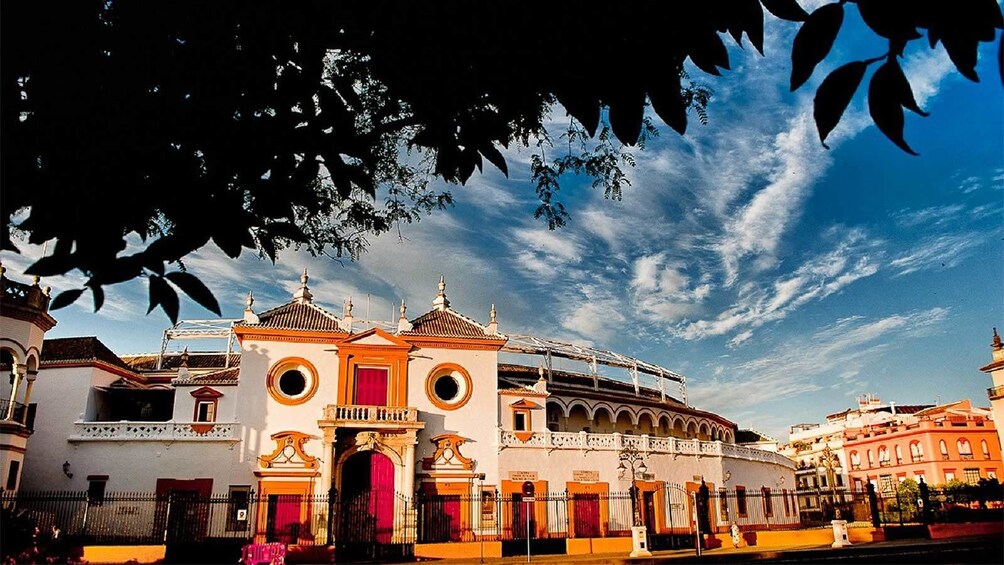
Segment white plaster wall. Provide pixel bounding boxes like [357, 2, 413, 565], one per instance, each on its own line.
[406, 346, 500, 487]
[25, 440, 252, 493]
[171, 383, 239, 422]
[233, 339, 341, 467]
[20, 366, 116, 490]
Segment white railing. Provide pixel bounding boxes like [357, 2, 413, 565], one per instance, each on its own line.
[69, 421, 238, 441]
[498, 430, 795, 469]
[322, 405, 418, 424]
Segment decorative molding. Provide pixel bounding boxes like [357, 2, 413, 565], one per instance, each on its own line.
[425, 363, 473, 411]
[259, 431, 320, 470]
[266, 357, 319, 406]
[422, 433, 475, 471]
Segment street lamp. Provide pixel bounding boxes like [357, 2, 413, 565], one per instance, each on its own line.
[618, 446, 648, 526]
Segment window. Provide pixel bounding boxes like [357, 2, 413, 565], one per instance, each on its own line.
[879, 475, 893, 494]
[266, 358, 318, 405]
[957, 439, 973, 460]
[853, 479, 863, 492]
[735, 486, 747, 517]
[481, 488, 496, 526]
[836, 474, 844, 487]
[719, 488, 729, 520]
[5, 461, 19, 490]
[944, 470, 955, 482]
[513, 410, 528, 431]
[867, 450, 875, 468]
[195, 400, 216, 422]
[988, 470, 997, 480]
[850, 451, 861, 470]
[878, 446, 890, 467]
[910, 441, 924, 462]
[354, 367, 389, 406]
[425, 363, 473, 411]
[226, 486, 251, 531]
[761, 487, 773, 517]
[783, 489, 790, 516]
[914, 472, 925, 484]
[981, 440, 991, 460]
[939, 440, 949, 461]
[895, 445, 903, 465]
[87, 476, 108, 506]
[963, 469, 980, 484]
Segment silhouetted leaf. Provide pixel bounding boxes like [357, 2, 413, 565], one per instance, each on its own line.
[761, 0, 809, 22]
[882, 57, 929, 116]
[868, 60, 919, 155]
[814, 61, 868, 148]
[148, 274, 180, 323]
[89, 284, 105, 312]
[649, 71, 687, 135]
[730, 0, 765, 55]
[165, 271, 221, 316]
[942, 33, 980, 82]
[608, 89, 646, 146]
[24, 253, 76, 277]
[479, 143, 508, 177]
[689, 31, 731, 76]
[49, 288, 85, 311]
[556, 91, 601, 138]
[790, 3, 845, 91]
[856, 1, 922, 41]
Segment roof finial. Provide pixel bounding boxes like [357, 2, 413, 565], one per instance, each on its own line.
[432, 275, 450, 311]
[243, 290, 260, 324]
[292, 268, 313, 304]
[397, 298, 413, 333]
[31, 275, 40, 286]
[993, 327, 1002, 351]
[180, 347, 190, 368]
[339, 296, 355, 332]
[485, 303, 499, 336]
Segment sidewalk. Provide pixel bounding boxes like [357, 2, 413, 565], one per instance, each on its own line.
[418, 534, 1003, 564]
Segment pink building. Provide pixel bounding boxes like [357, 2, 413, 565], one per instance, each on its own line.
[843, 400, 1002, 494]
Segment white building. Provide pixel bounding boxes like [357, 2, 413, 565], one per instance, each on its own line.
[7, 269, 796, 556]
[980, 328, 1004, 452]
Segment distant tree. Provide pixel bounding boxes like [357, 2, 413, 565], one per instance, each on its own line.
[3, 1, 1001, 321]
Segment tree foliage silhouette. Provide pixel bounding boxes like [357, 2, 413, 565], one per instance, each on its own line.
[2, 0, 1001, 321]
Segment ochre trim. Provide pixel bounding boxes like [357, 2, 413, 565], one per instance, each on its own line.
[259, 431, 320, 470]
[513, 431, 534, 442]
[337, 329, 411, 407]
[509, 399, 541, 409]
[422, 434, 475, 471]
[266, 357, 319, 406]
[254, 479, 315, 545]
[425, 363, 473, 411]
[500, 480, 549, 538]
[0, 444, 27, 454]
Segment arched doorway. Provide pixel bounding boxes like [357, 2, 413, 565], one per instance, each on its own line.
[339, 451, 396, 545]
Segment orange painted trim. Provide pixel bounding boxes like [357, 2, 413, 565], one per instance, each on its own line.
[254, 479, 315, 545]
[337, 335, 410, 406]
[634, 480, 666, 533]
[234, 325, 345, 343]
[421, 481, 474, 538]
[513, 431, 534, 442]
[404, 338, 506, 351]
[425, 363, 473, 411]
[500, 480, 549, 538]
[0, 444, 27, 453]
[266, 357, 319, 406]
[253, 470, 322, 478]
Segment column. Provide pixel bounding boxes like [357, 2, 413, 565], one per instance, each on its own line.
[5, 366, 24, 420]
[20, 374, 36, 425]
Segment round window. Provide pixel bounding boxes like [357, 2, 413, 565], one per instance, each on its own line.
[278, 370, 307, 396]
[267, 358, 318, 405]
[425, 364, 472, 411]
[433, 374, 460, 401]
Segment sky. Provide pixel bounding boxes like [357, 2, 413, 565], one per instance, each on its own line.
[3, 5, 1002, 442]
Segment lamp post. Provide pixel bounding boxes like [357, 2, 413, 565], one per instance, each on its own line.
[618, 446, 651, 558]
[617, 446, 648, 526]
[476, 472, 487, 564]
[821, 446, 840, 518]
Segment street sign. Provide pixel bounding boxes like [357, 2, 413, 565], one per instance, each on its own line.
[521, 480, 535, 497]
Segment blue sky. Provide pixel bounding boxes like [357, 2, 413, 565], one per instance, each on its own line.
[3, 6, 1002, 441]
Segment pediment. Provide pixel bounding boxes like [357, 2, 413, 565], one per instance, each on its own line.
[341, 327, 412, 349]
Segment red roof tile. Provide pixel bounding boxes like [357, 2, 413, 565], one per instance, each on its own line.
[401, 309, 500, 339]
[41, 337, 138, 375]
[175, 367, 240, 385]
[237, 302, 345, 332]
[123, 352, 239, 371]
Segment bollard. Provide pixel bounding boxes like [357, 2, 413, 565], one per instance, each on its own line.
[830, 519, 852, 548]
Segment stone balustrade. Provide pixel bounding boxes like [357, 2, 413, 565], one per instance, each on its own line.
[69, 421, 238, 441]
[498, 429, 795, 469]
[322, 404, 418, 424]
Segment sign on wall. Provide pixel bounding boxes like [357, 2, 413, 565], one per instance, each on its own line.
[509, 471, 538, 481]
[572, 470, 599, 482]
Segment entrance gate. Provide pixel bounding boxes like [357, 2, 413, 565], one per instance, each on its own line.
[336, 451, 411, 561]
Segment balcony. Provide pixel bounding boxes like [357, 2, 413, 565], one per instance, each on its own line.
[69, 421, 239, 442]
[321, 404, 424, 430]
[988, 384, 1004, 401]
[0, 399, 35, 431]
[960, 454, 974, 460]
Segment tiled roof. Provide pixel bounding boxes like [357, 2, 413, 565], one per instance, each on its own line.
[123, 352, 239, 372]
[41, 337, 138, 374]
[401, 309, 503, 340]
[174, 367, 240, 385]
[237, 301, 345, 332]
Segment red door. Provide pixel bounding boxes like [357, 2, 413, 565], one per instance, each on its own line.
[341, 451, 395, 543]
[354, 368, 389, 406]
[573, 494, 600, 538]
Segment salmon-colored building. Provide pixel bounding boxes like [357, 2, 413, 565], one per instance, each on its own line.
[843, 400, 1002, 493]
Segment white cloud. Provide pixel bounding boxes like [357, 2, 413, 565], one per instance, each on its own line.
[889, 233, 984, 276]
